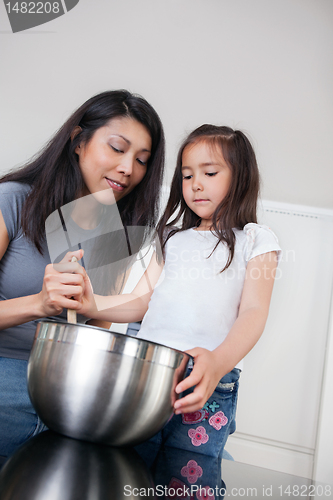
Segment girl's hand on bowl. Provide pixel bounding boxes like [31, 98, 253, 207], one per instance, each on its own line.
[37, 250, 86, 317]
[174, 347, 222, 414]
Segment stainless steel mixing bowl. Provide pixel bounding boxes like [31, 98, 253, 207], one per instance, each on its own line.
[27, 321, 191, 446]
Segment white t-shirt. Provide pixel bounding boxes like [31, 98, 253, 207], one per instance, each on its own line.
[138, 223, 281, 370]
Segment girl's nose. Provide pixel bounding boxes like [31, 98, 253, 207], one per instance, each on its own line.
[192, 177, 203, 191]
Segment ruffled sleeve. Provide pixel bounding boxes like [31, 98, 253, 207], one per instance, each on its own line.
[243, 223, 282, 263]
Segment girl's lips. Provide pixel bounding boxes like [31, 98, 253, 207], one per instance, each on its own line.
[194, 199, 209, 203]
[106, 178, 127, 192]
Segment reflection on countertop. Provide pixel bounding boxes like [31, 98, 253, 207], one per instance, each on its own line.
[0, 431, 331, 499]
[0, 430, 225, 499]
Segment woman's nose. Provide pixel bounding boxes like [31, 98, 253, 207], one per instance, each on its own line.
[116, 155, 134, 176]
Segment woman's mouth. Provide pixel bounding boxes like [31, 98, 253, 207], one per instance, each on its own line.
[106, 178, 127, 192]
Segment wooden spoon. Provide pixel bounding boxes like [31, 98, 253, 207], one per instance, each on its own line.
[67, 255, 78, 324]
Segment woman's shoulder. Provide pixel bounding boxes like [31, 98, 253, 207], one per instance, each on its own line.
[0, 182, 31, 237]
[0, 181, 31, 197]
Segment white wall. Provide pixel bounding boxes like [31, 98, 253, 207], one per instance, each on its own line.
[1, 0, 332, 209]
[227, 201, 333, 481]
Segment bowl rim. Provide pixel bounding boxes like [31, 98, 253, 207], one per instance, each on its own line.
[35, 320, 194, 366]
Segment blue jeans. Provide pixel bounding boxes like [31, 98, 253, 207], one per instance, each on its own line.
[135, 367, 240, 466]
[0, 357, 47, 464]
[151, 446, 227, 499]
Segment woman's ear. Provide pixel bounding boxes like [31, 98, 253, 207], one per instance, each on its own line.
[71, 126, 82, 154]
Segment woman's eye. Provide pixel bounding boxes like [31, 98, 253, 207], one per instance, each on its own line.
[110, 145, 123, 153]
[137, 158, 147, 166]
[206, 172, 217, 177]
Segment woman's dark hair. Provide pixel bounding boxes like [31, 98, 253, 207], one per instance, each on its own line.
[0, 90, 165, 254]
[158, 124, 260, 271]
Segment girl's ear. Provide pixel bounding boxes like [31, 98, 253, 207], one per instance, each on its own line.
[71, 126, 82, 154]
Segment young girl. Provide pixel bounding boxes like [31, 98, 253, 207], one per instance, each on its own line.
[0, 90, 165, 462]
[67, 124, 281, 458]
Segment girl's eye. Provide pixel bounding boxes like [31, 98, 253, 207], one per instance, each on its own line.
[206, 172, 217, 177]
[182, 175, 192, 180]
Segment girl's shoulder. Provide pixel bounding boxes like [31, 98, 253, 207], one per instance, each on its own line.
[166, 226, 214, 240]
[235, 223, 281, 262]
[163, 225, 178, 237]
[162, 225, 196, 242]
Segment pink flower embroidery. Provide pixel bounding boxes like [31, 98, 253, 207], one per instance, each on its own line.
[188, 426, 209, 447]
[181, 460, 203, 484]
[208, 411, 228, 430]
[167, 477, 189, 498]
[196, 486, 215, 500]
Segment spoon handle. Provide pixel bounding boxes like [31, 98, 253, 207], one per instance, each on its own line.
[67, 256, 78, 324]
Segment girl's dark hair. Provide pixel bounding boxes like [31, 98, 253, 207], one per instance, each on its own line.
[158, 124, 260, 271]
[0, 90, 165, 254]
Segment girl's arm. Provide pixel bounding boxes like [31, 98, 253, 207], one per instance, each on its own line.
[174, 251, 279, 414]
[0, 211, 86, 330]
[78, 251, 163, 324]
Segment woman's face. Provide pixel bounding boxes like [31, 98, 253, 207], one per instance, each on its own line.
[75, 117, 152, 205]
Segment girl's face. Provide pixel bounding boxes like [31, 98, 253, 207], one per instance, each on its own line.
[181, 140, 232, 230]
[75, 117, 152, 205]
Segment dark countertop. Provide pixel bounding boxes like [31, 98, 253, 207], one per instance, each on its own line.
[0, 431, 331, 499]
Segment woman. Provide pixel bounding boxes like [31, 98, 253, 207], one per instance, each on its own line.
[0, 90, 165, 462]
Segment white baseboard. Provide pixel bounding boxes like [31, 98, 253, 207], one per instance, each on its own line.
[226, 434, 314, 479]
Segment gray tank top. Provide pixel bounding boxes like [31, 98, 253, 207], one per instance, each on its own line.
[0, 182, 87, 360]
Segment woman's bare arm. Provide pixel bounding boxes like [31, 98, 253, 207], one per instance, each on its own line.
[0, 211, 85, 330]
